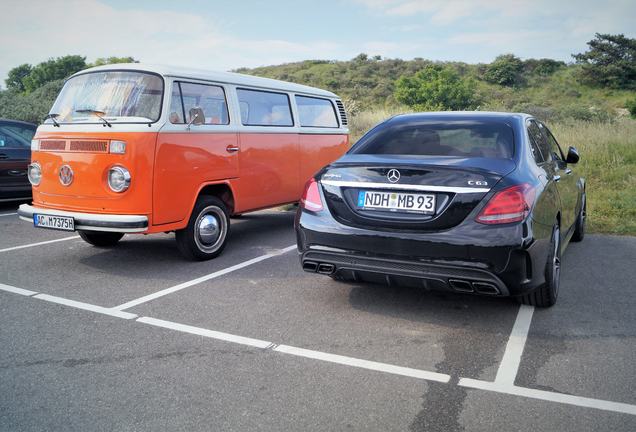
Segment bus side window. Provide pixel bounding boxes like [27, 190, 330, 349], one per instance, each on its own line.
[179, 82, 229, 125]
[169, 84, 184, 124]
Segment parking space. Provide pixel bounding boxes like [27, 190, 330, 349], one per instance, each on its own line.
[515, 235, 636, 405]
[1, 209, 296, 307]
[1, 201, 636, 431]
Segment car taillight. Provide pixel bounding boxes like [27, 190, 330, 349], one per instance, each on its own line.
[476, 183, 535, 224]
[300, 178, 323, 211]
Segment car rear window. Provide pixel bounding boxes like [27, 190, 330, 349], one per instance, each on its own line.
[352, 120, 514, 158]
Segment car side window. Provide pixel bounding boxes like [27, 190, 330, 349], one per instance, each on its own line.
[237, 88, 293, 127]
[526, 121, 547, 163]
[0, 124, 35, 148]
[542, 125, 565, 162]
[169, 82, 230, 125]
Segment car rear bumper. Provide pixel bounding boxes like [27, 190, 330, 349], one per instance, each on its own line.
[18, 204, 148, 233]
[296, 210, 549, 297]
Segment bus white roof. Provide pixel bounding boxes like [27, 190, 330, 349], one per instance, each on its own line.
[71, 63, 339, 98]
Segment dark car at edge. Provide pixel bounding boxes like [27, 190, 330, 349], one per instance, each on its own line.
[295, 112, 585, 307]
[0, 119, 37, 202]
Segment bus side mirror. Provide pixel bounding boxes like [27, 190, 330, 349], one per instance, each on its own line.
[186, 107, 205, 130]
[566, 146, 580, 164]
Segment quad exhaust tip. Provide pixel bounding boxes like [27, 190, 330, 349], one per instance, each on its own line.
[317, 263, 335, 275]
[302, 261, 335, 275]
[303, 261, 318, 272]
[449, 279, 500, 296]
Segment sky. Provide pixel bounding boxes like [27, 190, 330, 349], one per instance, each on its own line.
[1, 0, 635, 87]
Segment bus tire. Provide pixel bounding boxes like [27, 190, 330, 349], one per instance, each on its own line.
[78, 231, 124, 247]
[176, 196, 230, 261]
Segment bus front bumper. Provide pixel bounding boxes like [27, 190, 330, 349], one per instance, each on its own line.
[18, 204, 148, 233]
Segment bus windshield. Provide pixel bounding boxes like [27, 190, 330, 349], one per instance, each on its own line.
[47, 71, 163, 124]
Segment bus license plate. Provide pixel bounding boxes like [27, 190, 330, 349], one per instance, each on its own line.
[33, 214, 75, 231]
[358, 191, 436, 214]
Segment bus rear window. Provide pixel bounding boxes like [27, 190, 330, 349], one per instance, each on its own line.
[48, 71, 163, 124]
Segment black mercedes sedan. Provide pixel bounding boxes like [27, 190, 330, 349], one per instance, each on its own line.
[0, 119, 37, 202]
[295, 112, 585, 307]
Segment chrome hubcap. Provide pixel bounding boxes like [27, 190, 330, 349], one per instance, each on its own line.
[198, 215, 220, 245]
[194, 206, 227, 253]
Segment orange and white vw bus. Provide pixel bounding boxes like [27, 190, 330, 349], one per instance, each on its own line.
[19, 64, 349, 260]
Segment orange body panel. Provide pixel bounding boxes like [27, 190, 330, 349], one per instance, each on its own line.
[153, 132, 238, 225]
[32, 131, 156, 217]
[32, 129, 348, 234]
[233, 133, 299, 212]
[299, 134, 349, 190]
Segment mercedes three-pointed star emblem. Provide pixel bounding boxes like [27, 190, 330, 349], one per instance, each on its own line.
[387, 169, 401, 183]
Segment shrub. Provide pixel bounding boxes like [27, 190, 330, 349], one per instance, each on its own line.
[626, 97, 636, 118]
[484, 54, 524, 87]
[394, 65, 479, 111]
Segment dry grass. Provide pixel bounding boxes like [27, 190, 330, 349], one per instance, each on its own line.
[348, 111, 636, 235]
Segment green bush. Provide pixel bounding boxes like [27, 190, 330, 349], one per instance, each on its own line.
[484, 54, 524, 87]
[394, 65, 479, 111]
[626, 97, 636, 118]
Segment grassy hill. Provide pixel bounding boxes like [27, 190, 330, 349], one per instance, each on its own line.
[236, 55, 634, 123]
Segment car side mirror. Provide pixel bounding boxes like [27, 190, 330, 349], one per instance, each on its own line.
[565, 146, 580, 164]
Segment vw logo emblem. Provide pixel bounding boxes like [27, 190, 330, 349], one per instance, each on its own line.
[387, 169, 400, 183]
[59, 165, 74, 186]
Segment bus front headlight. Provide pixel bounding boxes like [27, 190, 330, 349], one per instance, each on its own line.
[107, 166, 131, 193]
[28, 163, 42, 186]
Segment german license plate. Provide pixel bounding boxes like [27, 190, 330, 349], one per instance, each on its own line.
[357, 190, 436, 214]
[33, 214, 75, 231]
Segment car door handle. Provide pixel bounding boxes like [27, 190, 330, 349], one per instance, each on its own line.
[565, 168, 572, 175]
[226, 145, 239, 153]
[0, 154, 8, 160]
[554, 175, 561, 182]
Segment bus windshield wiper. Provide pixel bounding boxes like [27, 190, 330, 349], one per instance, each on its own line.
[44, 113, 61, 127]
[75, 109, 112, 127]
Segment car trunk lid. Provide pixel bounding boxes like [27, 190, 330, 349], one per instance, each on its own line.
[319, 154, 516, 231]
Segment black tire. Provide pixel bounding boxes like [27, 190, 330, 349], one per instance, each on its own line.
[78, 230, 124, 247]
[571, 194, 586, 242]
[175, 196, 230, 261]
[518, 225, 561, 308]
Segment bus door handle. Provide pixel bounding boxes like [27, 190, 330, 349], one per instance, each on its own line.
[226, 145, 239, 153]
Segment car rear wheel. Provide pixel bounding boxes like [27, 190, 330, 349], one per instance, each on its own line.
[176, 196, 230, 261]
[518, 224, 561, 308]
[571, 194, 586, 242]
[78, 231, 124, 247]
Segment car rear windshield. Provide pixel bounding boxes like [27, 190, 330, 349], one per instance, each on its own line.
[47, 71, 163, 124]
[351, 120, 515, 158]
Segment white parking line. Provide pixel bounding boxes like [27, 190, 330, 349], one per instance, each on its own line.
[495, 304, 534, 385]
[0, 282, 38, 296]
[458, 378, 636, 416]
[0, 212, 17, 217]
[34, 294, 138, 320]
[137, 317, 273, 349]
[113, 244, 297, 311]
[0, 235, 80, 253]
[137, 316, 450, 382]
[274, 345, 451, 383]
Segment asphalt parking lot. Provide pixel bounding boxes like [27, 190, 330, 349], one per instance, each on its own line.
[1, 201, 635, 432]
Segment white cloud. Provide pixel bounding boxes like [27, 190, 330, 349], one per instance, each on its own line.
[0, 0, 344, 85]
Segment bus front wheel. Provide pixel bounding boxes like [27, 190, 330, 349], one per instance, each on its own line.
[175, 196, 230, 261]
